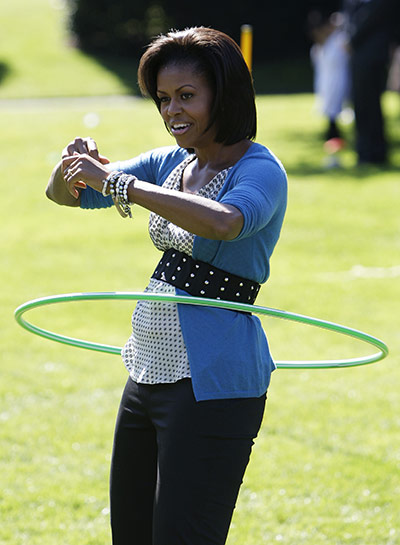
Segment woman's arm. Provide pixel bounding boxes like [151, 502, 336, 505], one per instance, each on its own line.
[63, 153, 244, 241]
[46, 161, 82, 206]
[129, 180, 243, 240]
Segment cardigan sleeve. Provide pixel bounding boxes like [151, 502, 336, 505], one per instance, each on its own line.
[219, 154, 287, 240]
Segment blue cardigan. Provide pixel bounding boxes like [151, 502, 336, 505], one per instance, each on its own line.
[81, 143, 287, 400]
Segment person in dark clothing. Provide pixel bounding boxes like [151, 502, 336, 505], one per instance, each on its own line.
[343, 0, 397, 165]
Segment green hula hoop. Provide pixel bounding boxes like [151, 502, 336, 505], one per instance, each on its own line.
[14, 292, 388, 369]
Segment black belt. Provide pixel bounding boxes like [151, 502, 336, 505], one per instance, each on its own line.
[151, 249, 260, 307]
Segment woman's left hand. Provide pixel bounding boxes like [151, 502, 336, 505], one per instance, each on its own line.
[62, 154, 110, 196]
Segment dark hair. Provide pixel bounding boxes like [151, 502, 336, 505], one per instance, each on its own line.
[138, 27, 257, 145]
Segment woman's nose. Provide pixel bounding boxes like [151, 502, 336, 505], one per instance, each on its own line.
[167, 97, 182, 116]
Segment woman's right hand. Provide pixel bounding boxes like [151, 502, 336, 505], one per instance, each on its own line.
[46, 137, 110, 206]
[61, 136, 110, 165]
[61, 136, 111, 198]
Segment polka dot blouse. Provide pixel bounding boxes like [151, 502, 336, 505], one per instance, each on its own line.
[121, 156, 230, 384]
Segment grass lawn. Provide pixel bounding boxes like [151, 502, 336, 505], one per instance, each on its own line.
[1, 1, 400, 544]
[1, 92, 399, 545]
[0, 0, 133, 99]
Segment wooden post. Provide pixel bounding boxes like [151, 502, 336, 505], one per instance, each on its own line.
[240, 24, 253, 73]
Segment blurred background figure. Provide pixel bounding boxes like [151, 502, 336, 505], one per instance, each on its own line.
[309, 10, 351, 144]
[387, 12, 400, 99]
[343, 0, 398, 166]
[387, 45, 400, 94]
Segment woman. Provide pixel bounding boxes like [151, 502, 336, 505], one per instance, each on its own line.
[46, 27, 287, 545]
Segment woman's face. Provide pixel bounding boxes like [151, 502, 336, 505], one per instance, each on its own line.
[156, 62, 216, 150]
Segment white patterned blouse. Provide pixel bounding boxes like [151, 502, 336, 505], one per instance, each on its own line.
[121, 155, 230, 384]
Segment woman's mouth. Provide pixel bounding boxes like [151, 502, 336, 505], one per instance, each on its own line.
[170, 123, 191, 135]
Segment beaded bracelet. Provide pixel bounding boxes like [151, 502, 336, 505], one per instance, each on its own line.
[101, 178, 110, 196]
[118, 175, 131, 205]
[106, 171, 135, 218]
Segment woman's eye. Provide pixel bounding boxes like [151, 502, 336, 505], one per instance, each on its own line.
[158, 96, 169, 103]
[181, 93, 193, 100]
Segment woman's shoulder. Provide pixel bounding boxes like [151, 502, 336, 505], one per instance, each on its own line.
[146, 145, 191, 162]
[235, 142, 287, 178]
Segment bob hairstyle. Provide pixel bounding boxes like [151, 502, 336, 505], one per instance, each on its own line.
[138, 27, 257, 145]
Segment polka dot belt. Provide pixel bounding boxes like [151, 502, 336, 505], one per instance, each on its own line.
[151, 248, 260, 305]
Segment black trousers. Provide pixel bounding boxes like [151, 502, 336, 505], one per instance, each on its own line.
[110, 378, 266, 545]
[351, 40, 389, 164]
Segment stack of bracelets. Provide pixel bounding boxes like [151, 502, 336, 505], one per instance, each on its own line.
[102, 170, 136, 218]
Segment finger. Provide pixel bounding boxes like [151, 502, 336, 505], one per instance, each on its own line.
[86, 138, 100, 160]
[67, 184, 79, 199]
[65, 175, 80, 197]
[62, 137, 87, 158]
[63, 169, 75, 183]
[62, 153, 93, 169]
[62, 156, 80, 178]
[62, 155, 79, 168]
[99, 154, 111, 165]
[64, 171, 86, 197]
[68, 182, 86, 199]
[63, 157, 82, 179]
[64, 163, 82, 182]
[65, 164, 77, 178]
[74, 137, 89, 155]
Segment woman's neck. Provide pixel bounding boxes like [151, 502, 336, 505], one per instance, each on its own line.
[193, 139, 253, 172]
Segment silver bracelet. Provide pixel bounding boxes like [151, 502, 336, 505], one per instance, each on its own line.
[117, 174, 135, 206]
[106, 171, 134, 218]
[101, 178, 110, 196]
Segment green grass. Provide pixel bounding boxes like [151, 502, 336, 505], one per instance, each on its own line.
[0, 0, 132, 98]
[2, 1, 400, 544]
[2, 93, 400, 545]
[0, 0, 314, 99]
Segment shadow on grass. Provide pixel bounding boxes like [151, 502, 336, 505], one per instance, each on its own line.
[90, 54, 141, 96]
[287, 160, 400, 180]
[81, 52, 315, 96]
[0, 61, 11, 86]
[285, 131, 400, 177]
[283, 126, 400, 179]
